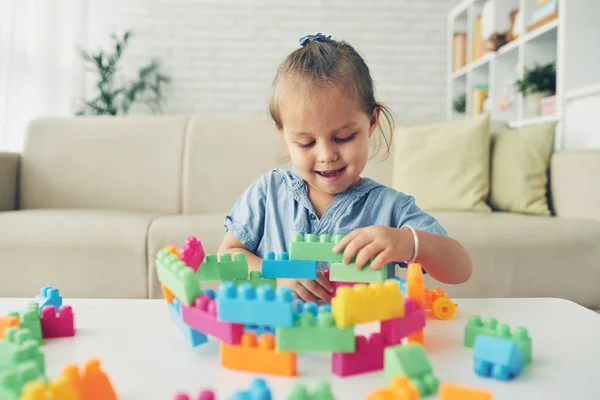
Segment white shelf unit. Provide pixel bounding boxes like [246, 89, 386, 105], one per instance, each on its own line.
[447, 0, 600, 149]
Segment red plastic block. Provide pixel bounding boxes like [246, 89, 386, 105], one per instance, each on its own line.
[40, 305, 75, 339]
[179, 236, 205, 273]
[331, 332, 385, 377]
[380, 298, 425, 345]
[180, 294, 244, 345]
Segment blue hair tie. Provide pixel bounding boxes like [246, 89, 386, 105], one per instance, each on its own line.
[299, 33, 333, 46]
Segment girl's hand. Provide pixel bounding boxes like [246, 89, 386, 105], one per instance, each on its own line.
[332, 226, 414, 271]
[277, 270, 335, 302]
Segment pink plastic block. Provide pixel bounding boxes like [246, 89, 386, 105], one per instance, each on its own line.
[180, 294, 244, 344]
[172, 390, 215, 400]
[380, 298, 425, 345]
[179, 236, 206, 273]
[331, 332, 385, 377]
[40, 305, 75, 338]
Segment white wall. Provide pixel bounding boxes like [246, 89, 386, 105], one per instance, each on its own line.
[83, 0, 456, 119]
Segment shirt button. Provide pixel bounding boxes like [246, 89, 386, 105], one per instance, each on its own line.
[310, 214, 317, 220]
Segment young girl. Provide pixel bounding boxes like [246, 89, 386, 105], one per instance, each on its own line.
[218, 33, 472, 302]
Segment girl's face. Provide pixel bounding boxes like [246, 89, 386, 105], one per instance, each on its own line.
[277, 80, 380, 196]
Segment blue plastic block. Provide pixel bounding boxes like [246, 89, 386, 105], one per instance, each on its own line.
[244, 324, 274, 337]
[33, 286, 62, 312]
[261, 252, 317, 279]
[227, 378, 272, 400]
[168, 299, 208, 347]
[216, 282, 294, 327]
[473, 335, 523, 380]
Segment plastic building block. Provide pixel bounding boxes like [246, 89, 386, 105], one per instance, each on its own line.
[464, 315, 532, 364]
[0, 360, 42, 399]
[288, 380, 335, 400]
[168, 299, 208, 347]
[227, 378, 272, 400]
[173, 391, 215, 400]
[197, 253, 249, 282]
[380, 298, 426, 346]
[329, 261, 387, 283]
[0, 328, 45, 374]
[332, 332, 384, 377]
[275, 305, 354, 352]
[156, 248, 202, 306]
[40, 305, 75, 339]
[289, 233, 345, 262]
[332, 280, 404, 328]
[162, 283, 176, 304]
[233, 271, 277, 290]
[473, 335, 523, 380]
[384, 343, 438, 397]
[438, 382, 492, 400]
[389, 277, 407, 296]
[322, 269, 356, 296]
[61, 358, 117, 400]
[181, 294, 244, 345]
[0, 315, 19, 339]
[20, 376, 80, 400]
[33, 286, 62, 312]
[216, 282, 294, 327]
[261, 252, 317, 279]
[220, 332, 297, 377]
[425, 289, 456, 320]
[366, 376, 419, 400]
[179, 236, 206, 273]
[244, 323, 274, 337]
[19, 302, 42, 343]
[406, 330, 424, 346]
[406, 264, 425, 309]
[165, 245, 180, 257]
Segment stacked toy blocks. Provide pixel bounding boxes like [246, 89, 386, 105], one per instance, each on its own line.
[220, 332, 297, 377]
[179, 236, 206, 273]
[33, 286, 62, 312]
[384, 343, 439, 397]
[168, 298, 208, 347]
[261, 252, 317, 279]
[380, 298, 426, 346]
[156, 247, 203, 306]
[0, 327, 45, 399]
[58, 358, 117, 400]
[0, 360, 42, 400]
[289, 233, 345, 262]
[288, 380, 335, 400]
[0, 315, 19, 339]
[329, 260, 387, 283]
[197, 253, 249, 282]
[234, 271, 277, 290]
[40, 305, 75, 339]
[331, 332, 384, 377]
[366, 376, 419, 400]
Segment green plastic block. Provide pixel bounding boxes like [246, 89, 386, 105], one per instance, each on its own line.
[0, 328, 45, 375]
[288, 380, 335, 400]
[196, 252, 249, 281]
[464, 315, 532, 364]
[155, 248, 202, 306]
[384, 343, 439, 397]
[20, 303, 42, 343]
[0, 360, 43, 398]
[275, 311, 354, 352]
[328, 261, 386, 283]
[289, 233, 346, 262]
[231, 271, 277, 290]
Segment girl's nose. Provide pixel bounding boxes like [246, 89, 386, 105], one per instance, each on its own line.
[316, 143, 339, 163]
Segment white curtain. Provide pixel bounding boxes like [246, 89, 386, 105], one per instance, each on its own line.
[0, 0, 84, 151]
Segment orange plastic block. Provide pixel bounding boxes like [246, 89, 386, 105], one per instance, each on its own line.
[367, 376, 420, 400]
[332, 280, 404, 328]
[20, 376, 80, 400]
[220, 332, 296, 377]
[0, 315, 19, 339]
[438, 382, 492, 400]
[165, 245, 179, 258]
[407, 263, 425, 308]
[161, 283, 175, 304]
[61, 359, 117, 400]
[406, 329, 424, 346]
[425, 289, 457, 320]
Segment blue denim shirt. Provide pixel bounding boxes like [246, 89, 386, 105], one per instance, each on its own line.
[223, 168, 447, 273]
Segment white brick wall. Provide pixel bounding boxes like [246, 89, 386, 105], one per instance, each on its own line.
[84, 0, 455, 119]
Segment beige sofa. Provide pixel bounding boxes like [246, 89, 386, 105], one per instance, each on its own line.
[1, 116, 599, 307]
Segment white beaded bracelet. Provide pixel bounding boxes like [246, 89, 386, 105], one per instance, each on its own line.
[401, 225, 419, 264]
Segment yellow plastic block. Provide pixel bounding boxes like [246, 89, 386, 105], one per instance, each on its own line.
[20, 376, 80, 400]
[332, 280, 404, 328]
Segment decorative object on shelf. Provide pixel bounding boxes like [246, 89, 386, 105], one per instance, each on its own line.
[515, 62, 556, 116]
[486, 8, 520, 51]
[512, 10, 523, 39]
[473, 84, 488, 116]
[76, 30, 171, 116]
[528, 0, 558, 33]
[453, 33, 467, 71]
[540, 95, 556, 116]
[453, 93, 466, 116]
[472, 14, 486, 61]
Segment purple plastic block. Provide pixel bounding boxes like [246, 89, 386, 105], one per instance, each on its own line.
[380, 298, 425, 345]
[179, 236, 206, 273]
[40, 305, 75, 338]
[261, 252, 317, 279]
[180, 294, 244, 344]
[332, 332, 385, 377]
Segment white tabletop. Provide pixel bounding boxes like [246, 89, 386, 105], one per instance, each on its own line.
[1, 297, 599, 399]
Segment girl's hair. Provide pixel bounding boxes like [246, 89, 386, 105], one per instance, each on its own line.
[269, 35, 395, 162]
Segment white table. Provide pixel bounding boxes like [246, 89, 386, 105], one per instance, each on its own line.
[1, 297, 599, 399]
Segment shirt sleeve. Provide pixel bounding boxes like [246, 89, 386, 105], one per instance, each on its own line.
[223, 174, 268, 253]
[397, 195, 448, 236]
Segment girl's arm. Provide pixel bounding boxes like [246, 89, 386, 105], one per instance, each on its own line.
[414, 229, 473, 284]
[218, 231, 262, 272]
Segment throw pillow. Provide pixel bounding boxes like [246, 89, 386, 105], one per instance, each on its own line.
[489, 122, 556, 215]
[392, 115, 491, 212]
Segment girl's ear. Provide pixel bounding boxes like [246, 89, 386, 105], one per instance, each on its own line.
[274, 122, 284, 136]
[368, 107, 381, 138]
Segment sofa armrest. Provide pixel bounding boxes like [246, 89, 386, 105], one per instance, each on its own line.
[0, 151, 20, 211]
[550, 150, 600, 221]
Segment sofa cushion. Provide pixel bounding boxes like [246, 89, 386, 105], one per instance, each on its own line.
[147, 213, 227, 298]
[20, 117, 187, 213]
[0, 209, 153, 298]
[427, 211, 600, 308]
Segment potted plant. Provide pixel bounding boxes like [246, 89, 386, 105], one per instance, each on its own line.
[515, 62, 556, 116]
[453, 93, 466, 117]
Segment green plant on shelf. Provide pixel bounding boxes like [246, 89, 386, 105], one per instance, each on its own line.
[515, 62, 556, 96]
[453, 93, 466, 114]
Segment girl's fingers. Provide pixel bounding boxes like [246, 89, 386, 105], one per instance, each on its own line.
[332, 229, 360, 253]
[341, 235, 371, 265]
[303, 279, 332, 303]
[354, 242, 383, 270]
[316, 270, 335, 292]
[369, 248, 393, 271]
[294, 283, 319, 302]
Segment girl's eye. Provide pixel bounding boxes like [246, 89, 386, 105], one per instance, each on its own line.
[298, 141, 315, 149]
[335, 133, 356, 143]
